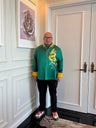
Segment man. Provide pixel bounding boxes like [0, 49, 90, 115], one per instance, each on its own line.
[32, 32, 63, 120]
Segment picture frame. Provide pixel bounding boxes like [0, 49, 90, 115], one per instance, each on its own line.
[0, 0, 4, 46]
[16, 0, 37, 48]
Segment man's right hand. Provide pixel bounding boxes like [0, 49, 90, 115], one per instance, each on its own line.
[34, 76, 37, 81]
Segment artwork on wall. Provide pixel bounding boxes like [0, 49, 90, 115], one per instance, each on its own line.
[0, 0, 4, 46]
[17, 0, 37, 48]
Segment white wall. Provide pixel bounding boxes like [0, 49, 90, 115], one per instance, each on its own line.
[0, 0, 39, 127]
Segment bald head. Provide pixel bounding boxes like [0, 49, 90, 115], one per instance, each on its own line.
[44, 32, 53, 38]
[43, 32, 53, 47]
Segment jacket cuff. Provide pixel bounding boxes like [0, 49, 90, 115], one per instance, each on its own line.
[57, 72, 63, 78]
[32, 72, 38, 76]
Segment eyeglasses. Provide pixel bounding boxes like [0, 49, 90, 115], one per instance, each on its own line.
[44, 37, 52, 39]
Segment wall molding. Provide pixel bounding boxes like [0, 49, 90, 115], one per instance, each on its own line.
[58, 101, 81, 107]
[0, 0, 4, 46]
[10, 109, 33, 128]
[12, 57, 34, 61]
[0, 78, 8, 128]
[0, 0, 12, 63]
[17, 96, 36, 111]
[14, 98, 36, 119]
[0, 64, 32, 72]
[12, 72, 36, 119]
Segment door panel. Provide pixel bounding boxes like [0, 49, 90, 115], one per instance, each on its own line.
[51, 5, 91, 113]
[88, 4, 96, 114]
[57, 13, 81, 105]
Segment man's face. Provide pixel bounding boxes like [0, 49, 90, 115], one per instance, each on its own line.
[43, 32, 53, 46]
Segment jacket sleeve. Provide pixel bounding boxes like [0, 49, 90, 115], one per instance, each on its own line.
[32, 49, 38, 76]
[57, 48, 63, 78]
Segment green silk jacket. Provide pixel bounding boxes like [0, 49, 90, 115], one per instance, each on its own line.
[32, 43, 63, 80]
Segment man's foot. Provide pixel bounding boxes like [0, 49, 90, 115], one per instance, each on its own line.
[53, 112, 59, 120]
[35, 111, 45, 119]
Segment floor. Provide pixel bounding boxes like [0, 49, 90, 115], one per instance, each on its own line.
[40, 116, 96, 128]
[17, 108, 96, 128]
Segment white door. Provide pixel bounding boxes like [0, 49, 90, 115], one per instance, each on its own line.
[88, 3, 96, 114]
[51, 5, 91, 113]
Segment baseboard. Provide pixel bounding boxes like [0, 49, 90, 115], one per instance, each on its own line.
[17, 108, 39, 128]
[58, 107, 96, 126]
[17, 107, 50, 128]
[10, 109, 35, 128]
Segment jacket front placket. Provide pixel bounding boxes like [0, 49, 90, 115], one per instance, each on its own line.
[44, 46, 52, 80]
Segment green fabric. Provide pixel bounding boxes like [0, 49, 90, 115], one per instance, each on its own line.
[32, 44, 63, 80]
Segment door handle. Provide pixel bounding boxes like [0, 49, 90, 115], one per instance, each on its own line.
[91, 62, 96, 73]
[80, 62, 87, 73]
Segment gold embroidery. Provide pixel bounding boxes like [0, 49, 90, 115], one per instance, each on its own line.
[49, 51, 56, 65]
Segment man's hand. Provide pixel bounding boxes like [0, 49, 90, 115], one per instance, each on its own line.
[34, 76, 37, 81]
[57, 77, 61, 82]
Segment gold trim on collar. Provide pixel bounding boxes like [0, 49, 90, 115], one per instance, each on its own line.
[50, 44, 54, 47]
[43, 44, 46, 47]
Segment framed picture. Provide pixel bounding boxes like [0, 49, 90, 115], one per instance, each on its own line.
[0, 0, 4, 46]
[16, 0, 37, 48]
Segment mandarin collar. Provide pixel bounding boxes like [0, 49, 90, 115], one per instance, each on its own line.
[43, 43, 54, 48]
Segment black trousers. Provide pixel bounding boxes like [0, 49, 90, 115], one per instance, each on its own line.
[37, 79, 58, 112]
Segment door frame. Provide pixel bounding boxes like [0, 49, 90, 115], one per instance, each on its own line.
[45, 0, 96, 33]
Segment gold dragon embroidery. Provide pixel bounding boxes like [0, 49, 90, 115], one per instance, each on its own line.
[49, 51, 56, 65]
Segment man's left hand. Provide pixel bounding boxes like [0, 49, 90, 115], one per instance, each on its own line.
[57, 77, 61, 82]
